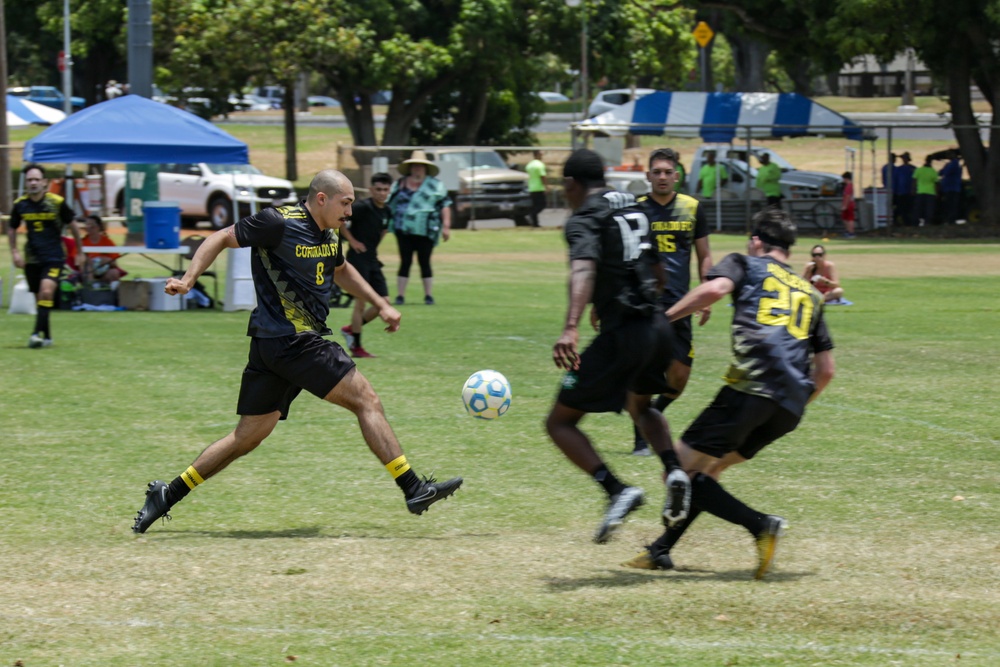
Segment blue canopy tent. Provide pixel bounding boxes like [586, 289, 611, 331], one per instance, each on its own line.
[23, 94, 248, 164]
[576, 92, 872, 141]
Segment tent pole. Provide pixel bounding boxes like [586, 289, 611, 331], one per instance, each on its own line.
[745, 126, 752, 234]
[886, 127, 894, 227]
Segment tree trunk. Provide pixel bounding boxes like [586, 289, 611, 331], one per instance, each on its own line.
[950, 59, 998, 225]
[339, 94, 378, 147]
[786, 56, 813, 95]
[452, 89, 489, 145]
[727, 32, 769, 91]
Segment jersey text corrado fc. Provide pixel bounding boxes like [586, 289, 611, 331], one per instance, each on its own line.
[10, 192, 75, 264]
[234, 202, 345, 338]
[636, 192, 707, 307]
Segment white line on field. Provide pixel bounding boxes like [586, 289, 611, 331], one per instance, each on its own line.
[818, 403, 1000, 445]
[0, 613, 995, 659]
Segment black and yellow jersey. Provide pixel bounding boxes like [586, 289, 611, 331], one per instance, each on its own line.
[234, 201, 345, 338]
[635, 192, 707, 307]
[10, 192, 75, 264]
[709, 252, 834, 417]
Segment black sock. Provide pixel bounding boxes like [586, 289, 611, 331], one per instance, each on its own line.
[166, 476, 192, 504]
[354, 329, 362, 348]
[35, 299, 53, 338]
[396, 469, 423, 497]
[690, 473, 766, 535]
[657, 448, 681, 471]
[632, 423, 647, 448]
[650, 507, 703, 555]
[654, 394, 675, 412]
[592, 464, 626, 497]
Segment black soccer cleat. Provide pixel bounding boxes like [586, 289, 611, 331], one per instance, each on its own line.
[594, 486, 644, 544]
[132, 480, 173, 534]
[406, 476, 463, 515]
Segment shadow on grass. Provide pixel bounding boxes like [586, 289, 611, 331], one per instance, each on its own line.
[543, 567, 815, 590]
[149, 526, 497, 540]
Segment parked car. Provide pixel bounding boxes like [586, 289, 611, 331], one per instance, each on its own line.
[308, 95, 341, 107]
[105, 163, 296, 229]
[415, 148, 532, 228]
[229, 94, 276, 111]
[587, 88, 658, 118]
[686, 145, 842, 200]
[536, 91, 570, 103]
[605, 145, 842, 201]
[7, 86, 85, 111]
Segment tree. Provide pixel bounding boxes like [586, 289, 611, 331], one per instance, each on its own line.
[828, 0, 1000, 225]
[12, 0, 128, 104]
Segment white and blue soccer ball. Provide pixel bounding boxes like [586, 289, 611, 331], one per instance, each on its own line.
[462, 370, 512, 420]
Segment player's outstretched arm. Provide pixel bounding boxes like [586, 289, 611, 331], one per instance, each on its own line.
[165, 227, 238, 295]
[808, 350, 835, 404]
[334, 261, 400, 332]
[666, 276, 734, 322]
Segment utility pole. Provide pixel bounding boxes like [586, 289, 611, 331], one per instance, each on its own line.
[0, 0, 11, 218]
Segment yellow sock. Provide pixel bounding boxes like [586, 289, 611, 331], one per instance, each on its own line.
[180, 466, 205, 489]
[385, 455, 411, 479]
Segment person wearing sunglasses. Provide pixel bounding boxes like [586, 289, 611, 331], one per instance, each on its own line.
[802, 244, 845, 304]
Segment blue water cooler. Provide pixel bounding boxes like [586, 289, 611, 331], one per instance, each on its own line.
[143, 201, 181, 248]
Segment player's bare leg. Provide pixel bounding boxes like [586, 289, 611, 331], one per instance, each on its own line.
[325, 367, 461, 514]
[547, 402, 644, 543]
[132, 413, 280, 534]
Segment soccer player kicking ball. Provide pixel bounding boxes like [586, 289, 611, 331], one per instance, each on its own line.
[132, 170, 462, 534]
[623, 208, 835, 579]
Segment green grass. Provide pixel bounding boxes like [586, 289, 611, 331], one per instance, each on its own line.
[1, 231, 998, 665]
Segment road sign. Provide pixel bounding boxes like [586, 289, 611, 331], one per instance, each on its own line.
[57, 51, 66, 72]
[692, 21, 714, 48]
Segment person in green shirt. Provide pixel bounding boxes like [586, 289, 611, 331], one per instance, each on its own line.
[696, 151, 728, 199]
[525, 150, 548, 227]
[913, 156, 939, 226]
[755, 152, 783, 207]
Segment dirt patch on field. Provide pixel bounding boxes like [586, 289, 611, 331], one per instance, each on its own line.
[814, 249, 1000, 278]
[443, 246, 1000, 279]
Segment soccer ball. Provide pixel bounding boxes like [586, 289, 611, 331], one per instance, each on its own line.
[462, 370, 512, 420]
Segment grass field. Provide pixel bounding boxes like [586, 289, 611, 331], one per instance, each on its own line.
[1, 231, 998, 666]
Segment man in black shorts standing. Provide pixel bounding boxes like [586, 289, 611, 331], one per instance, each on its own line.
[340, 172, 392, 358]
[631, 148, 713, 455]
[132, 169, 462, 534]
[545, 149, 690, 545]
[623, 208, 835, 579]
[7, 163, 81, 348]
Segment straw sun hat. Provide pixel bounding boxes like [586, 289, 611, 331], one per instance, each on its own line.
[398, 149, 440, 177]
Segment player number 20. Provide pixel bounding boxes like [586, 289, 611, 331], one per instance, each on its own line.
[756, 276, 814, 339]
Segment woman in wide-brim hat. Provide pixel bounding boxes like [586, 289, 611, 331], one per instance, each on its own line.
[398, 149, 440, 177]
[388, 150, 452, 305]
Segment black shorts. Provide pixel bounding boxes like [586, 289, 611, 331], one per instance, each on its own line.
[25, 262, 64, 294]
[347, 256, 389, 298]
[671, 314, 694, 367]
[681, 386, 801, 459]
[557, 313, 674, 413]
[237, 332, 356, 419]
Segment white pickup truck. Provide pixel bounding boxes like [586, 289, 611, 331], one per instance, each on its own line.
[105, 163, 297, 228]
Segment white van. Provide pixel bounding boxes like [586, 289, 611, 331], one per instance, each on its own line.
[588, 88, 659, 118]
